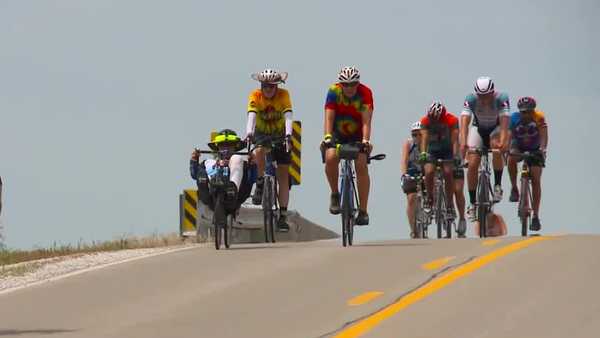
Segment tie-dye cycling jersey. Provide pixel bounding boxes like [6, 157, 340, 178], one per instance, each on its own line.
[247, 88, 292, 136]
[324, 83, 374, 142]
[510, 110, 547, 151]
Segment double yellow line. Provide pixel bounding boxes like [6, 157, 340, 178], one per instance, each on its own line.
[335, 236, 554, 338]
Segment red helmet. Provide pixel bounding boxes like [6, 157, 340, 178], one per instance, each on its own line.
[427, 101, 446, 119]
[517, 96, 537, 111]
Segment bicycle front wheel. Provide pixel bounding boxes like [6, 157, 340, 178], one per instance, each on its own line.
[519, 177, 530, 237]
[214, 195, 226, 250]
[477, 176, 491, 238]
[262, 178, 276, 243]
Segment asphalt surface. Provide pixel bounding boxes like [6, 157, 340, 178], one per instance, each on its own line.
[1, 235, 599, 338]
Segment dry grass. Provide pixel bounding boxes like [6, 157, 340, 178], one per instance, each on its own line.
[0, 233, 204, 267]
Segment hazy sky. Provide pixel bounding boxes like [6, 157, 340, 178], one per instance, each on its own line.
[1, 0, 598, 248]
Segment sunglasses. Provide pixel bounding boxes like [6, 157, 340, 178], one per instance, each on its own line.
[520, 109, 534, 114]
[341, 82, 359, 88]
[411, 133, 420, 137]
[261, 83, 277, 89]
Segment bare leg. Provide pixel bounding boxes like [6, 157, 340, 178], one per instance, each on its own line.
[454, 178, 466, 219]
[253, 146, 267, 177]
[424, 163, 435, 204]
[467, 153, 481, 194]
[276, 164, 289, 209]
[325, 148, 340, 193]
[443, 163, 454, 209]
[407, 193, 416, 233]
[355, 153, 370, 212]
[508, 155, 519, 189]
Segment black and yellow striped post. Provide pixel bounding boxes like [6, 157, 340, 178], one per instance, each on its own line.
[289, 121, 301, 186]
[179, 189, 198, 236]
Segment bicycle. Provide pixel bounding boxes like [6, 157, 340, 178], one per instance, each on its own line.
[412, 173, 430, 239]
[429, 159, 455, 239]
[510, 150, 543, 237]
[196, 147, 250, 250]
[323, 143, 386, 247]
[469, 148, 496, 238]
[252, 136, 289, 243]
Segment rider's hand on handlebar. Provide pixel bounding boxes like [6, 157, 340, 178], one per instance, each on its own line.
[418, 152, 429, 163]
[244, 132, 254, 144]
[320, 133, 334, 149]
[362, 139, 373, 154]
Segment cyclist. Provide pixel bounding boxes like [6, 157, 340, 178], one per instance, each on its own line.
[190, 129, 254, 212]
[245, 69, 294, 232]
[460, 76, 510, 220]
[508, 96, 548, 231]
[321, 66, 374, 226]
[418, 101, 459, 224]
[401, 121, 423, 238]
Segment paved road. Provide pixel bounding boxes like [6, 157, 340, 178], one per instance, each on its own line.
[1, 235, 599, 338]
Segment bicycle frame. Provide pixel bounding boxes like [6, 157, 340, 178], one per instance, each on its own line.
[262, 151, 279, 243]
[197, 148, 249, 250]
[431, 159, 454, 239]
[474, 149, 495, 238]
[413, 174, 430, 239]
[340, 158, 359, 247]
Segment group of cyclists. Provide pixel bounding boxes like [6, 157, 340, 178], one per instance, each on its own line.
[189, 65, 548, 239]
[401, 77, 549, 238]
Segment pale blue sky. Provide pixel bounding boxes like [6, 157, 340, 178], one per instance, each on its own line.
[1, 0, 598, 248]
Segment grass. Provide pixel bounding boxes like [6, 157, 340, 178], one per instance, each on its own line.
[0, 233, 204, 267]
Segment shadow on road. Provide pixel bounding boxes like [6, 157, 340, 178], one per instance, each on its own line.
[226, 245, 290, 250]
[354, 242, 431, 248]
[0, 329, 77, 336]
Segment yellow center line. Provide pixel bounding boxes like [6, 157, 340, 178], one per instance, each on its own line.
[334, 236, 554, 338]
[482, 239, 500, 246]
[347, 291, 384, 306]
[421, 256, 455, 270]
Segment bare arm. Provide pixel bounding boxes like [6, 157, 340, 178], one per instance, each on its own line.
[460, 115, 471, 147]
[451, 127, 459, 158]
[499, 115, 510, 149]
[361, 108, 373, 141]
[324, 108, 335, 136]
[420, 129, 429, 153]
[400, 140, 410, 174]
[540, 122, 548, 150]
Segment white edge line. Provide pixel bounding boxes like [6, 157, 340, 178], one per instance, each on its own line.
[0, 245, 201, 297]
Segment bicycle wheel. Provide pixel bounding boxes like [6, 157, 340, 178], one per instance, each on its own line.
[341, 170, 354, 247]
[262, 178, 275, 243]
[477, 175, 490, 238]
[435, 184, 445, 239]
[519, 177, 530, 237]
[414, 194, 423, 239]
[224, 214, 233, 249]
[214, 194, 226, 250]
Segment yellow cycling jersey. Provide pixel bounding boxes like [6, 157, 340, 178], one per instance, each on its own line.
[247, 88, 292, 135]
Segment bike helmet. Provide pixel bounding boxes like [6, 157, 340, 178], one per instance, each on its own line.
[517, 96, 537, 111]
[338, 66, 360, 83]
[208, 129, 242, 150]
[251, 69, 288, 84]
[427, 101, 447, 119]
[474, 76, 495, 95]
[411, 121, 422, 132]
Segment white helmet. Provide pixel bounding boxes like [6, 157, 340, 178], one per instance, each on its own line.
[338, 66, 360, 83]
[474, 76, 495, 95]
[251, 69, 288, 84]
[411, 121, 422, 132]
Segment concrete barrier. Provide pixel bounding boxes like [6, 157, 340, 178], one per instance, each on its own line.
[188, 202, 339, 243]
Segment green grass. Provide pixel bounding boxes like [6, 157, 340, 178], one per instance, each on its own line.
[0, 233, 203, 267]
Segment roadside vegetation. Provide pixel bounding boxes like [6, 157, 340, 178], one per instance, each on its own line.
[0, 233, 202, 267]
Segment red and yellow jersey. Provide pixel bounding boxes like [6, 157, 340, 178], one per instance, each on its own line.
[247, 88, 292, 135]
[420, 112, 459, 153]
[324, 83, 374, 141]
